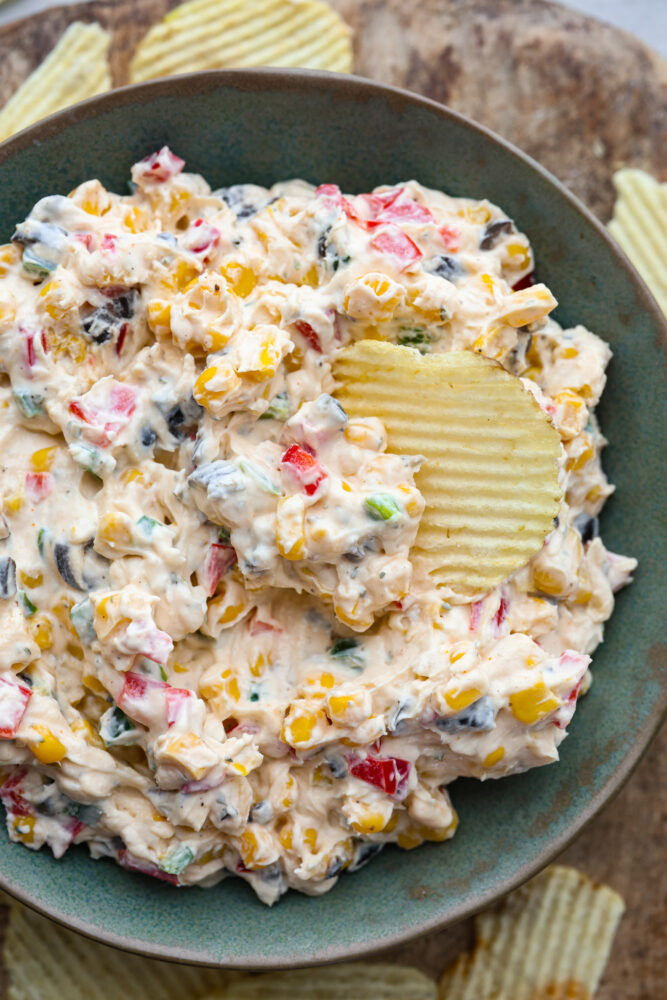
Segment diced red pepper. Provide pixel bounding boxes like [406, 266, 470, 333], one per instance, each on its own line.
[349, 754, 411, 798]
[187, 218, 221, 258]
[492, 595, 508, 634]
[512, 272, 535, 291]
[469, 600, 484, 632]
[101, 234, 118, 253]
[165, 687, 195, 727]
[73, 232, 93, 251]
[0, 676, 32, 739]
[0, 770, 31, 816]
[118, 849, 180, 885]
[370, 227, 422, 270]
[115, 322, 129, 357]
[439, 225, 461, 251]
[136, 147, 185, 184]
[23, 329, 47, 371]
[248, 615, 282, 636]
[68, 381, 137, 447]
[201, 542, 236, 597]
[315, 184, 363, 225]
[293, 320, 322, 353]
[118, 671, 168, 725]
[25, 472, 54, 505]
[280, 443, 327, 496]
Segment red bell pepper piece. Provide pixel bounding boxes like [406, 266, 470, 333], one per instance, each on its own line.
[439, 225, 461, 251]
[136, 147, 185, 184]
[293, 320, 322, 353]
[492, 595, 509, 634]
[469, 600, 484, 631]
[165, 687, 196, 727]
[370, 226, 422, 269]
[0, 770, 31, 816]
[118, 849, 180, 885]
[25, 471, 54, 505]
[201, 542, 237, 597]
[101, 234, 117, 253]
[280, 443, 327, 496]
[187, 218, 221, 258]
[68, 381, 137, 447]
[0, 677, 32, 739]
[512, 272, 535, 291]
[315, 184, 363, 225]
[349, 754, 411, 797]
[118, 671, 168, 725]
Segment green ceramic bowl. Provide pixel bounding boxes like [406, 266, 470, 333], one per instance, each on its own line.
[0, 70, 664, 968]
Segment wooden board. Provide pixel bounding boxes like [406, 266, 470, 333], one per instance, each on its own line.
[0, 0, 664, 218]
[0, 1, 663, 996]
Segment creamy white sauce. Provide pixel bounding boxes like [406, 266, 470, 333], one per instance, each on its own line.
[0, 149, 636, 902]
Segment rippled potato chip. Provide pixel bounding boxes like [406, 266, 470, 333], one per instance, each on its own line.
[129, 0, 353, 83]
[0, 22, 111, 143]
[438, 866, 625, 999]
[608, 168, 667, 317]
[2, 892, 242, 1000]
[334, 341, 562, 601]
[204, 962, 437, 999]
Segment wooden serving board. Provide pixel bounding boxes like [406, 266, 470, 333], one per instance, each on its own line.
[0, 0, 664, 219]
[0, 1, 663, 996]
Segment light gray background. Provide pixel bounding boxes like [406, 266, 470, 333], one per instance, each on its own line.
[0, 0, 665, 59]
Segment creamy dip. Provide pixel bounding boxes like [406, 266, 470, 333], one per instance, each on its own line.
[0, 148, 636, 902]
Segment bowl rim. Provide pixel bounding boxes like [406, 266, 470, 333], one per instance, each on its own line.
[0, 66, 664, 969]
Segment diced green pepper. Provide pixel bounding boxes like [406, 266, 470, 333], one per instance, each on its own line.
[239, 458, 281, 496]
[160, 844, 194, 875]
[18, 590, 37, 617]
[364, 493, 404, 521]
[13, 390, 44, 418]
[99, 706, 137, 747]
[70, 597, 96, 644]
[136, 515, 161, 536]
[22, 246, 57, 279]
[260, 391, 290, 421]
[329, 637, 365, 669]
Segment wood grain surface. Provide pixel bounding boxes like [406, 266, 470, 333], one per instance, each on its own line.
[0, 1, 663, 996]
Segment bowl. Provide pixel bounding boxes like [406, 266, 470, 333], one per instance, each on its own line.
[0, 69, 664, 968]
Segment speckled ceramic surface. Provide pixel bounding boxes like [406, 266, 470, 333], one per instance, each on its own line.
[0, 70, 664, 968]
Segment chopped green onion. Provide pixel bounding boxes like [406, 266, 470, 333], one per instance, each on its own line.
[260, 391, 290, 421]
[160, 844, 194, 875]
[239, 458, 281, 496]
[22, 246, 57, 279]
[397, 328, 434, 354]
[69, 442, 113, 477]
[364, 493, 404, 521]
[159, 665, 168, 682]
[18, 590, 37, 617]
[136, 515, 160, 536]
[37, 527, 49, 557]
[217, 526, 231, 544]
[329, 637, 365, 669]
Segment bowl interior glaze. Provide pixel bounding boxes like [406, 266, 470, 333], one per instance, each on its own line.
[0, 70, 664, 968]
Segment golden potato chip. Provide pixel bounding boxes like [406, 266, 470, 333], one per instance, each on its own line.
[1, 893, 243, 1000]
[205, 962, 437, 1000]
[608, 168, 667, 317]
[334, 341, 562, 601]
[129, 0, 353, 83]
[0, 22, 111, 143]
[438, 865, 624, 999]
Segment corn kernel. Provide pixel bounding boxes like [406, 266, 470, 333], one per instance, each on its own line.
[121, 468, 144, 485]
[506, 242, 531, 270]
[12, 815, 35, 844]
[4, 494, 23, 514]
[320, 672, 334, 689]
[483, 746, 505, 768]
[501, 284, 557, 328]
[343, 272, 404, 321]
[397, 829, 423, 850]
[31, 446, 56, 472]
[220, 261, 257, 298]
[532, 567, 567, 597]
[71, 717, 104, 748]
[510, 681, 561, 724]
[98, 512, 133, 549]
[278, 824, 293, 850]
[19, 571, 43, 588]
[66, 642, 84, 661]
[284, 710, 320, 746]
[82, 673, 107, 695]
[29, 614, 53, 651]
[193, 361, 241, 410]
[445, 687, 482, 712]
[304, 827, 318, 851]
[226, 676, 241, 702]
[30, 724, 67, 764]
[240, 829, 258, 865]
[352, 809, 388, 835]
[463, 203, 491, 224]
[146, 299, 172, 335]
[276, 495, 306, 561]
